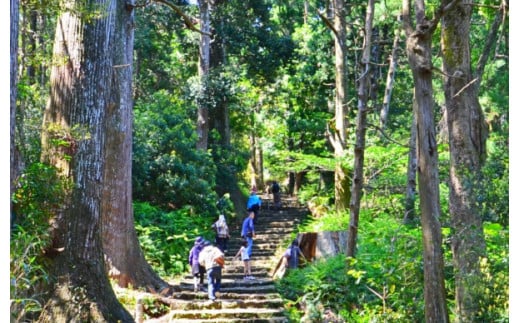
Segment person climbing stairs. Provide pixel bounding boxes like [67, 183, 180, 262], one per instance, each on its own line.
[142, 195, 308, 323]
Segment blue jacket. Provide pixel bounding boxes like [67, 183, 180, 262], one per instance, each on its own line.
[241, 216, 255, 237]
[247, 194, 262, 209]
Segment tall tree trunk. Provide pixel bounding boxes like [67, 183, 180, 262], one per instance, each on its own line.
[347, 0, 374, 258]
[196, 0, 211, 150]
[39, 0, 134, 320]
[11, 0, 19, 205]
[441, 1, 495, 320]
[101, 0, 171, 294]
[402, 0, 449, 321]
[208, 0, 245, 210]
[404, 100, 418, 224]
[380, 29, 401, 130]
[249, 130, 264, 190]
[328, 0, 350, 213]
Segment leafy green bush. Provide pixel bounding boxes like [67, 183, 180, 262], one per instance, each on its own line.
[277, 204, 508, 321]
[133, 202, 216, 277]
[132, 90, 219, 215]
[277, 211, 427, 321]
[11, 163, 70, 321]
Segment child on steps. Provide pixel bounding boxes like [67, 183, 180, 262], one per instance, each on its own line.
[233, 239, 255, 280]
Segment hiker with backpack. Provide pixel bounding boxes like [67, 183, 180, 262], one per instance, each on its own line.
[283, 239, 306, 269]
[271, 180, 281, 210]
[188, 236, 206, 292]
[211, 214, 230, 254]
[198, 240, 225, 301]
[246, 186, 262, 224]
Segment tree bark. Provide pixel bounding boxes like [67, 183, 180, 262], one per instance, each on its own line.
[326, 0, 350, 213]
[404, 101, 418, 224]
[380, 29, 401, 130]
[402, 0, 449, 321]
[39, 0, 134, 321]
[101, 0, 171, 294]
[196, 0, 211, 150]
[441, 1, 491, 320]
[347, 0, 374, 258]
[11, 0, 19, 205]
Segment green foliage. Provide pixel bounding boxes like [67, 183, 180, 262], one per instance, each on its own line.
[133, 202, 215, 277]
[476, 223, 509, 321]
[10, 163, 70, 322]
[132, 90, 218, 215]
[277, 213, 417, 321]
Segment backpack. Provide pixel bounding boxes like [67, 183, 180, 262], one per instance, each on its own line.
[288, 245, 300, 268]
[210, 246, 225, 268]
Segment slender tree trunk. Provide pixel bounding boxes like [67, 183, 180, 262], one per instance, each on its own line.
[402, 0, 449, 321]
[330, 0, 350, 213]
[196, 0, 210, 150]
[11, 0, 19, 203]
[39, 0, 134, 321]
[404, 100, 418, 224]
[347, 0, 374, 258]
[441, 1, 492, 320]
[380, 29, 401, 130]
[101, 0, 171, 294]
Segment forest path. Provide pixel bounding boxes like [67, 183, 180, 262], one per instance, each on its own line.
[145, 195, 309, 323]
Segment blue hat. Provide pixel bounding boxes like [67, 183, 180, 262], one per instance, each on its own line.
[195, 236, 204, 244]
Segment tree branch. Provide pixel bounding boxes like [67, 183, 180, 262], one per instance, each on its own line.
[153, 0, 211, 36]
[475, 1, 507, 88]
[317, 10, 338, 38]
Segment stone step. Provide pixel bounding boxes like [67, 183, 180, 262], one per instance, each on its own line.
[179, 277, 274, 289]
[166, 317, 288, 323]
[167, 307, 286, 320]
[166, 297, 284, 311]
[170, 291, 282, 301]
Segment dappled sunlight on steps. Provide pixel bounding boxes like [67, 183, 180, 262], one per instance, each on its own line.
[142, 196, 309, 323]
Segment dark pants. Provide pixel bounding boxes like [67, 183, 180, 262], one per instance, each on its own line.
[207, 266, 222, 300]
[192, 264, 205, 284]
[248, 204, 260, 224]
[216, 236, 228, 252]
[273, 192, 281, 209]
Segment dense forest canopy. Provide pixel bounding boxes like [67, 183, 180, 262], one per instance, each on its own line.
[10, 0, 509, 321]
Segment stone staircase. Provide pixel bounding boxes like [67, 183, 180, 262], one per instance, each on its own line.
[145, 196, 308, 323]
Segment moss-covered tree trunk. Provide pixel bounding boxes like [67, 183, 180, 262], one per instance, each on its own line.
[39, 0, 134, 321]
[402, 0, 449, 321]
[328, 0, 350, 213]
[441, 1, 489, 321]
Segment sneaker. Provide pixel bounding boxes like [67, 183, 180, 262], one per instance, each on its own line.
[248, 276, 256, 280]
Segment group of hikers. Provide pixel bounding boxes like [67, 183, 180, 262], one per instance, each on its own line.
[188, 182, 303, 301]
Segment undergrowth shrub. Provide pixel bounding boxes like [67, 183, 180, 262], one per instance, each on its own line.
[10, 163, 70, 322]
[133, 201, 215, 277]
[278, 205, 508, 321]
[277, 212, 426, 321]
